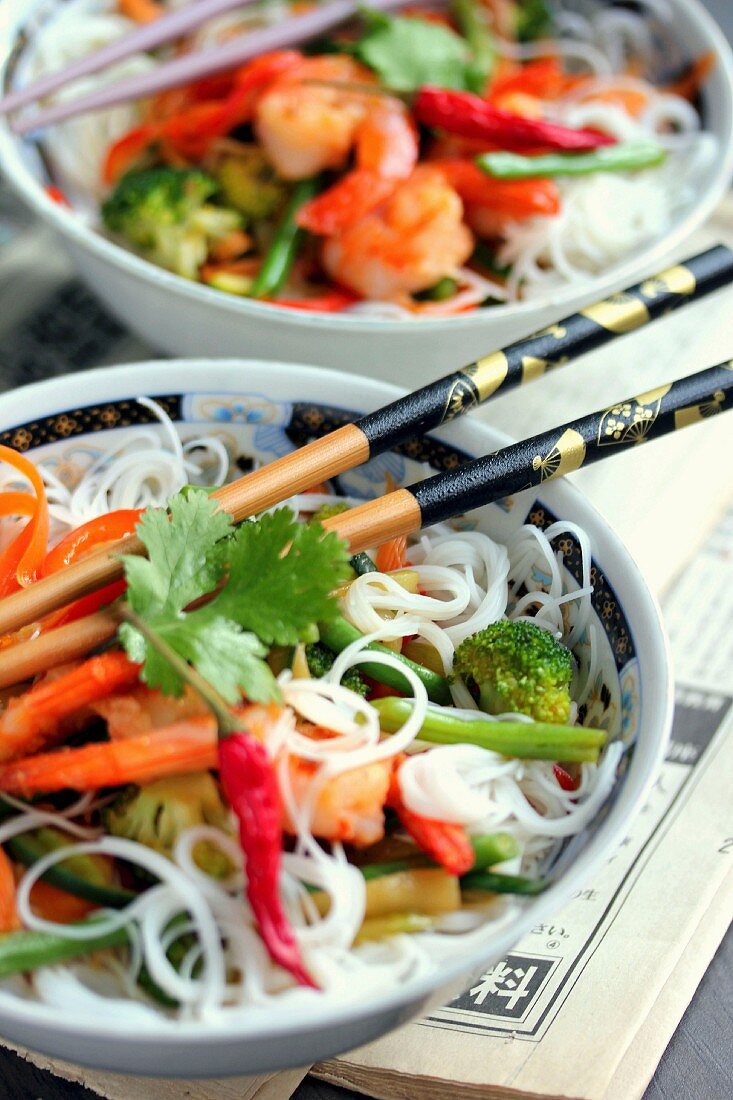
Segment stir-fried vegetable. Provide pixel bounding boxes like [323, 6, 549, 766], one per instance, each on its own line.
[415, 87, 616, 152]
[374, 698, 605, 763]
[319, 616, 452, 704]
[249, 178, 319, 299]
[453, 620, 574, 724]
[102, 168, 242, 280]
[104, 773, 233, 878]
[477, 141, 666, 179]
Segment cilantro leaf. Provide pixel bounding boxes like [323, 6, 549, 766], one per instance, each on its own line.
[355, 9, 473, 92]
[209, 509, 351, 646]
[123, 490, 232, 619]
[119, 492, 349, 704]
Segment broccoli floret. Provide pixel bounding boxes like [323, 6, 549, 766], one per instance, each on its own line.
[104, 772, 233, 878]
[214, 149, 286, 222]
[102, 167, 241, 280]
[311, 501, 350, 523]
[453, 620, 573, 724]
[306, 642, 369, 697]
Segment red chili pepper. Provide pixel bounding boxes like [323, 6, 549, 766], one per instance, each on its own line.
[553, 763, 580, 792]
[218, 730, 317, 988]
[387, 768, 474, 876]
[415, 87, 616, 153]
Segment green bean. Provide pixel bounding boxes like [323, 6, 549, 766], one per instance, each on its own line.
[476, 141, 666, 180]
[462, 871, 547, 895]
[359, 833, 519, 880]
[249, 178, 319, 299]
[373, 696, 606, 762]
[0, 920, 129, 980]
[318, 616, 452, 704]
[7, 829, 136, 909]
[349, 552, 379, 576]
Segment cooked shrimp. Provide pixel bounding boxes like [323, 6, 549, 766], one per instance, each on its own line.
[0, 652, 140, 764]
[90, 684, 208, 741]
[0, 702, 392, 846]
[322, 166, 474, 300]
[284, 756, 392, 847]
[254, 55, 418, 231]
[254, 56, 379, 180]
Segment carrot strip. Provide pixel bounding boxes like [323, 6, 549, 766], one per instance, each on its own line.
[0, 848, 20, 932]
[28, 880, 97, 924]
[376, 536, 408, 573]
[118, 0, 164, 24]
[666, 52, 715, 101]
[0, 445, 50, 598]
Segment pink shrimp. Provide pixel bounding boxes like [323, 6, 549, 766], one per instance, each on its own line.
[321, 166, 475, 300]
[254, 56, 418, 232]
[0, 703, 393, 847]
[0, 652, 141, 764]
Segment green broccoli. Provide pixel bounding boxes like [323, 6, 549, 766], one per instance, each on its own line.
[453, 620, 573, 724]
[311, 501, 350, 523]
[104, 772, 234, 879]
[214, 149, 287, 222]
[306, 641, 369, 697]
[102, 167, 241, 280]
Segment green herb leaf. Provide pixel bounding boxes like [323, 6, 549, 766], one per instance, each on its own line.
[122, 491, 232, 620]
[355, 9, 473, 92]
[119, 491, 349, 703]
[208, 509, 351, 646]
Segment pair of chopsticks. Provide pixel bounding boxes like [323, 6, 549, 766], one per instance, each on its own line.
[1, 0, 409, 135]
[0, 243, 730, 689]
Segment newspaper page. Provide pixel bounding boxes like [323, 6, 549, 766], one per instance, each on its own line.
[314, 504, 733, 1100]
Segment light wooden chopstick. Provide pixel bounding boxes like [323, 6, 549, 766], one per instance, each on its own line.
[8, 0, 408, 135]
[0, 244, 729, 644]
[0, 359, 730, 688]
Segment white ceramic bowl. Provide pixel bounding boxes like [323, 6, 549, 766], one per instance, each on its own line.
[0, 359, 671, 1077]
[1, 1, 733, 386]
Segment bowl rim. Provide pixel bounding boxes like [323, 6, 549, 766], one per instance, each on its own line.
[0, 358, 674, 1049]
[1, 0, 733, 334]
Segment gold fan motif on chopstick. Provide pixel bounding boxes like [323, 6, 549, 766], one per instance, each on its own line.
[531, 428, 587, 481]
[639, 263, 696, 300]
[521, 354, 570, 384]
[597, 384, 672, 447]
[674, 389, 728, 429]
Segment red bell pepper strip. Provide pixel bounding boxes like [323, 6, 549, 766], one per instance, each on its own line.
[102, 51, 302, 185]
[553, 763, 580, 792]
[433, 158, 561, 221]
[388, 768, 474, 876]
[219, 730, 317, 988]
[38, 508, 143, 629]
[414, 87, 616, 153]
[264, 290, 358, 312]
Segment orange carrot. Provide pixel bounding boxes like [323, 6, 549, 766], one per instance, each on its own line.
[119, 0, 164, 24]
[28, 880, 97, 924]
[666, 52, 715, 101]
[0, 848, 20, 932]
[0, 445, 50, 598]
[376, 536, 408, 573]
